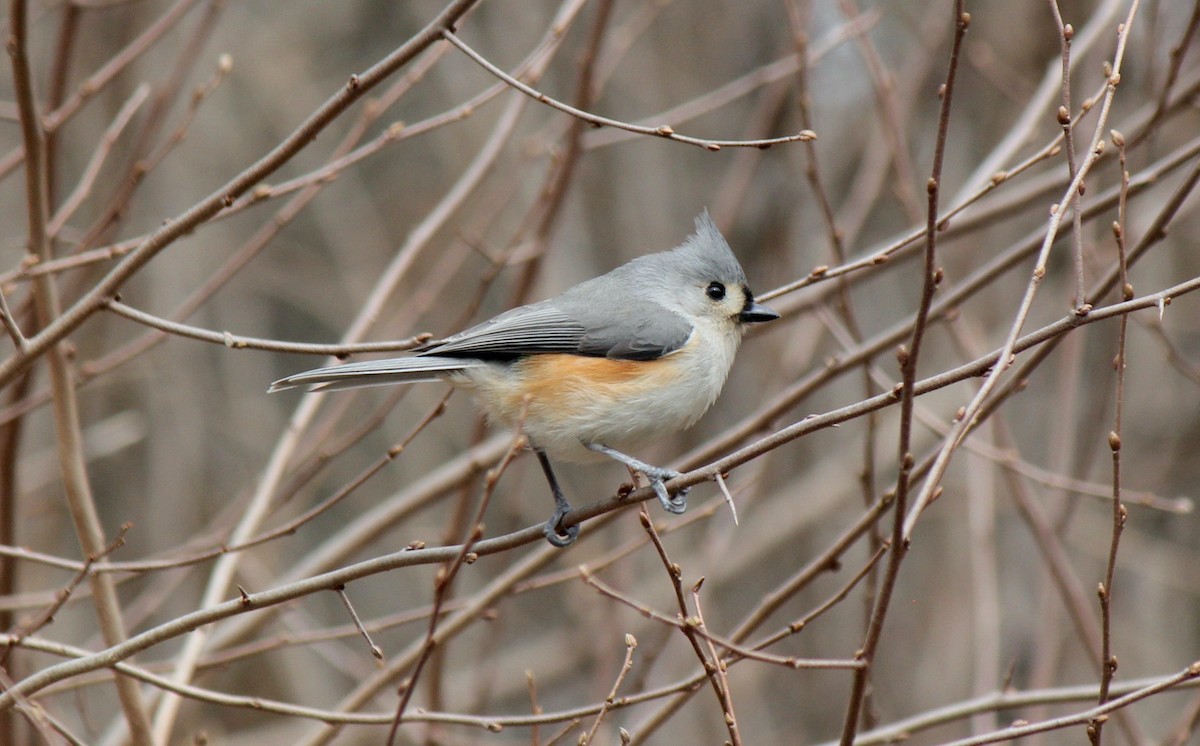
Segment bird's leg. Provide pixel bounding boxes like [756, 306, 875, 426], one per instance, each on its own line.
[534, 448, 579, 547]
[584, 443, 688, 514]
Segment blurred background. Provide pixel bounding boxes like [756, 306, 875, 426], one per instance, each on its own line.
[1, 0, 1199, 743]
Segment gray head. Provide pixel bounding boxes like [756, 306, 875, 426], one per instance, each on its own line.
[537, 212, 778, 360]
[632, 211, 778, 328]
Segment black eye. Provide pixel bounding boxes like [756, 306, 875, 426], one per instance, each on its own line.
[706, 282, 726, 301]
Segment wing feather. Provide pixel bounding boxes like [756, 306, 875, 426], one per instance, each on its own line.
[418, 303, 587, 359]
[269, 356, 485, 392]
[420, 290, 693, 362]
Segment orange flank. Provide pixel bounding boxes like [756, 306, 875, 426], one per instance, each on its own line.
[446, 335, 713, 456]
[513, 354, 683, 416]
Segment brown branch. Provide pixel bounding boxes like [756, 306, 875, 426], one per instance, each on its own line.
[833, 669, 1200, 746]
[902, 0, 1144, 541]
[0, 0, 204, 182]
[1046, 1, 1087, 308]
[45, 83, 150, 237]
[385, 422, 524, 744]
[937, 662, 1200, 746]
[839, 6, 969, 744]
[1, 523, 130, 663]
[580, 633, 637, 745]
[784, 5, 885, 726]
[3, 632, 1196, 737]
[582, 569, 859, 671]
[441, 30, 816, 152]
[104, 299, 431, 357]
[0, 0, 484, 391]
[1091, 128, 1133, 746]
[639, 508, 742, 745]
[1146, 0, 1200, 131]
[8, 0, 155, 740]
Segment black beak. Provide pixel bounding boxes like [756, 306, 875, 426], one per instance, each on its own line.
[739, 300, 780, 324]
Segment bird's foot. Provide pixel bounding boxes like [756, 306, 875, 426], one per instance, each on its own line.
[650, 474, 688, 514]
[585, 443, 688, 514]
[542, 503, 579, 547]
[534, 448, 579, 547]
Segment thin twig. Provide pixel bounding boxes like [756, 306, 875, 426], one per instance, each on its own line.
[639, 508, 742, 745]
[105, 299, 431, 356]
[937, 662, 1200, 746]
[527, 670, 543, 746]
[693, 582, 742, 737]
[334, 586, 384, 661]
[902, 0, 1144, 541]
[1091, 128, 1133, 746]
[839, 6, 969, 744]
[146, 4, 488, 740]
[825, 667, 1200, 746]
[581, 633, 637, 745]
[1146, 0, 1200, 131]
[441, 30, 816, 152]
[0, 297, 26, 352]
[583, 570, 859, 670]
[753, 543, 889, 653]
[1046, 1, 1087, 308]
[0, 0, 483, 392]
[8, 0, 155, 739]
[386, 415, 529, 744]
[1, 523, 130, 664]
[712, 471, 738, 525]
[46, 84, 150, 237]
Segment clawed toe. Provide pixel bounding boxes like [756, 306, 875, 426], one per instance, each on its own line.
[652, 479, 688, 514]
[543, 508, 579, 547]
[582, 442, 689, 517]
[643, 467, 686, 514]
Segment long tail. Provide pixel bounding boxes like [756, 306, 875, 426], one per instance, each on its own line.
[269, 356, 487, 393]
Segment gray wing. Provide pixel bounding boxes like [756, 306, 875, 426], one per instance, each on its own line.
[419, 303, 588, 359]
[421, 281, 694, 362]
[573, 311, 693, 360]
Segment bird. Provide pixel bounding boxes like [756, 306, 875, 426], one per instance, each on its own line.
[270, 212, 779, 546]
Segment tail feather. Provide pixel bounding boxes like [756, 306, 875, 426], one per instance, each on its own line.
[269, 356, 485, 393]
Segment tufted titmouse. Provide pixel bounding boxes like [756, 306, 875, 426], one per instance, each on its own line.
[270, 212, 779, 546]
